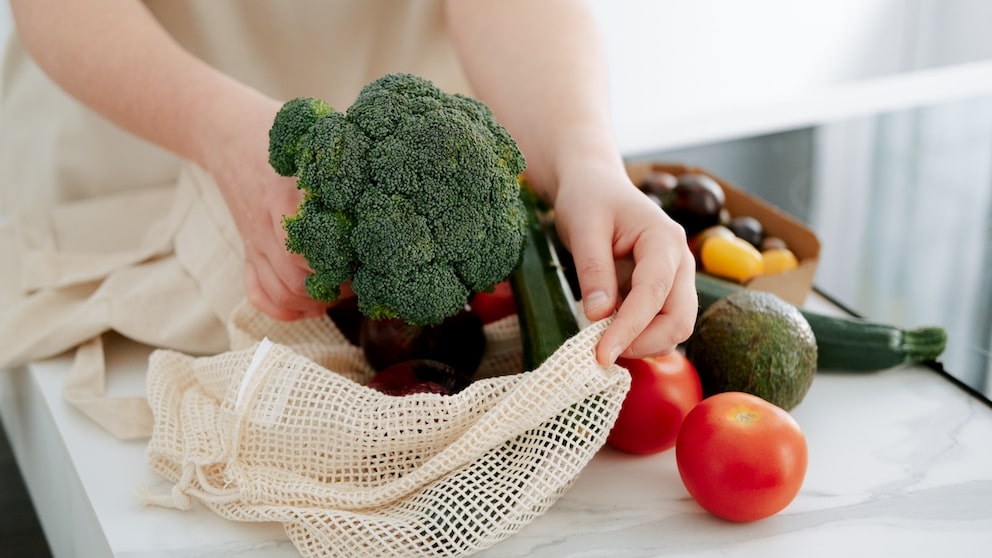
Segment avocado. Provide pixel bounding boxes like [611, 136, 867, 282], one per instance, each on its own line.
[686, 289, 817, 411]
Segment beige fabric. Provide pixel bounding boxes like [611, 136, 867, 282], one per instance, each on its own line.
[0, 0, 471, 213]
[0, 1, 471, 433]
[143, 302, 629, 558]
[0, 164, 237, 371]
[0, 163, 238, 440]
[63, 336, 155, 440]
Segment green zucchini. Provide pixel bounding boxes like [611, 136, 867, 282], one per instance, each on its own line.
[695, 273, 947, 371]
[510, 187, 580, 370]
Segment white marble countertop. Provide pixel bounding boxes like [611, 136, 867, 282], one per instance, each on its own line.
[3, 293, 992, 558]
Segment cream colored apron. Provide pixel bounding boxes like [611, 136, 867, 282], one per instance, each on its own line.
[0, 0, 472, 438]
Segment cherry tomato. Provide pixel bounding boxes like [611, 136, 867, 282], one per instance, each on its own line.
[727, 215, 765, 248]
[688, 225, 734, 267]
[676, 392, 808, 522]
[639, 170, 678, 199]
[760, 235, 788, 252]
[607, 353, 703, 455]
[700, 235, 764, 283]
[469, 281, 517, 323]
[663, 173, 726, 236]
[761, 248, 799, 275]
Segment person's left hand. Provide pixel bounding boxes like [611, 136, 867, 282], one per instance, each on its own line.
[551, 161, 698, 367]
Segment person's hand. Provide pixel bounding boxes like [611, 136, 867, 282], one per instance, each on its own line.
[203, 98, 330, 321]
[552, 161, 698, 367]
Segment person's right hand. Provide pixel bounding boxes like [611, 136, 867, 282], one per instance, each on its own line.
[203, 98, 331, 321]
[551, 159, 698, 367]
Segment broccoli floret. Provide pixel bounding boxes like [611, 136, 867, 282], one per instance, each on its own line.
[268, 73, 528, 325]
[268, 97, 334, 177]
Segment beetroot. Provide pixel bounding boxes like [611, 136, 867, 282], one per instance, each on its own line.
[359, 307, 486, 381]
[366, 359, 468, 396]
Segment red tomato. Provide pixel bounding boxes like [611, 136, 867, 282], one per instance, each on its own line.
[469, 281, 517, 323]
[606, 353, 702, 455]
[676, 392, 808, 522]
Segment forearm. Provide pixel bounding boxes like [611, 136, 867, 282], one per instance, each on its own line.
[444, 0, 627, 203]
[9, 0, 275, 171]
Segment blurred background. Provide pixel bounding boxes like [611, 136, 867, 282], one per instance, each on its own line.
[586, 0, 992, 398]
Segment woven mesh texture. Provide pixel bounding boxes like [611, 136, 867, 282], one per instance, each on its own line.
[145, 300, 629, 557]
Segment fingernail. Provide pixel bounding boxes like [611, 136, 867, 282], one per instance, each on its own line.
[585, 290, 610, 313]
[607, 344, 622, 366]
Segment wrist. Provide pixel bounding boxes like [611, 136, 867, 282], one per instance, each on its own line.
[546, 130, 628, 204]
[184, 78, 281, 176]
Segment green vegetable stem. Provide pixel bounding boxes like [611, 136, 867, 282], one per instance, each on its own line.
[510, 187, 580, 370]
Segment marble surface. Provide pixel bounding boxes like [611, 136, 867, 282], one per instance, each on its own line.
[2, 294, 992, 558]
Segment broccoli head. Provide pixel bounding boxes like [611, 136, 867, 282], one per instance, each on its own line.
[269, 73, 528, 326]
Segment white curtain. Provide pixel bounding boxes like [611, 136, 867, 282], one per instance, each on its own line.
[811, 96, 992, 393]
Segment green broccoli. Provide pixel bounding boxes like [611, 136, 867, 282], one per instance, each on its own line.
[269, 73, 528, 326]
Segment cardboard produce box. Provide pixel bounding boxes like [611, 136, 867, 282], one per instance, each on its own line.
[626, 162, 820, 306]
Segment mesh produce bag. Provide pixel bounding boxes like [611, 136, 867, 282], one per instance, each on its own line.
[144, 300, 629, 557]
